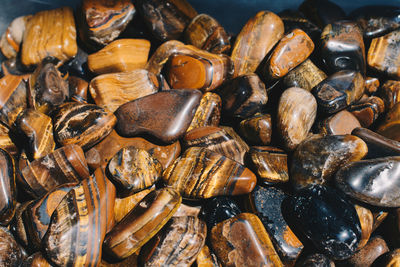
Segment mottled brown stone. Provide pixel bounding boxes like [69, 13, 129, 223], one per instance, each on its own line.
[347, 236, 389, 267]
[348, 96, 385, 128]
[238, 113, 272, 145]
[0, 226, 26, 266]
[365, 77, 380, 95]
[114, 187, 154, 223]
[380, 80, 400, 111]
[377, 102, 400, 141]
[319, 110, 361, 135]
[187, 92, 221, 132]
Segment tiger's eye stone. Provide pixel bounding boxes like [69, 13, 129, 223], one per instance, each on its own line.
[354, 204, 373, 250]
[0, 123, 17, 156]
[282, 59, 327, 92]
[21, 252, 52, 267]
[0, 15, 30, 59]
[21, 7, 77, 66]
[372, 249, 400, 266]
[141, 216, 207, 267]
[210, 212, 283, 267]
[277, 87, 317, 151]
[291, 134, 368, 190]
[107, 147, 162, 195]
[247, 186, 303, 265]
[216, 73, 268, 120]
[52, 102, 116, 150]
[184, 14, 230, 54]
[0, 226, 26, 266]
[43, 168, 116, 267]
[0, 149, 16, 226]
[319, 110, 362, 135]
[23, 183, 77, 249]
[163, 147, 256, 199]
[183, 126, 249, 165]
[85, 130, 181, 170]
[136, 0, 197, 41]
[365, 77, 380, 95]
[10, 201, 33, 248]
[320, 21, 366, 75]
[187, 92, 221, 132]
[377, 102, 400, 141]
[312, 70, 365, 114]
[263, 29, 314, 81]
[87, 39, 151, 75]
[28, 58, 69, 114]
[19, 144, 90, 198]
[14, 109, 55, 160]
[114, 187, 154, 223]
[347, 236, 389, 267]
[100, 251, 139, 267]
[115, 89, 202, 143]
[68, 76, 88, 104]
[368, 29, 400, 79]
[296, 253, 335, 267]
[103, 188, 182, 260]
[166, 47, 233, 92]
[350, 6, 400, 39]
[335, 156, 400, 207]
[238, 113, 272, 145]
[373, 210, 388, 232]
[79, 0, 135, 48]
[248, 146, 289, 184]
[196, 245, 221, 267]
[380, 80, 400, 111]
[173, 203, 201, 218]
[348, 96, 385, 127]
[89, 69, 161, 113]
[231, 10, 284, 77]
[284, 185, 361, 260]
[299, 0, 346, 28]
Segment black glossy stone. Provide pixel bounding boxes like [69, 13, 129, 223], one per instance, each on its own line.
[296, 253, 335, 267]
[202, 196, 241, 229]
[335, 156, 400, 207]
[284, 185, 361, 260]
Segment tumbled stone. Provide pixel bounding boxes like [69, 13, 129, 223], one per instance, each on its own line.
[347, 236, 389, 267]
[196, 245, 221, 267]
[115, 89, 202, 143]
[291, 134, 368, 190]
[68, 76, 88, 104]
[10, 201, 33, 248]
[336, 156, 400, 207]
[380, 80, 400, 111]
[277, 87, 317, 151]
[279, 10, 321, 42]
[377, 102, 400, 141]
[348, 96, 385, 128]
[318, 110, 362, 135]
[187, 92, 221, 132]
[173, 203, 201, 218]
[0, 226, 26, 266]
[63, 47, 89, 78]
[0, 149, 16, 226]
[0, 123, 17, 156]
[0, 15, 30, 59]
[238, 113, 272, 145]
[299, 0, 346, 28]
[163, 147, 256, 199]
[365, 77, 380, 95]
[20, 252, 52, 267]
[296, 253, 335, 267]
[202, 196, 241, 229]
[371, 249, 400, 267]
[354, 204, 374, 250]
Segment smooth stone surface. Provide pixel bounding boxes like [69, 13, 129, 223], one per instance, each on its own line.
[68, 76, 88, 104]
[346, 236, 389, 267]
[284, 185, 362, 260]
[299, 0, 346, 28]
[335, 156, 400, 207]
[277, 87, 317, 151]
[231, 10, 284, 77]
[291, 134, 368, 190]
[0, 148, 15, 226]
[163, 147, 257, 199]
[187, 92, 221, 132]
[238, 113, 272, 145]
[52, 102, 116, 150]
[380, 80, 400, 111]
[202, 196, 241, 229]
[103, 188, 181, 260]
[354, 204, 373, 250]
[20, 252, 52, 267]
[196, 245, 221, 267]
[0, 15, 29, 59]
[296, 253, 335, 267]
[377, 102, 400, 141]
[107, 146, 162, 194]
[319, 110, 362, 135]
[348, 96, 385, 128]
[312, 70, 365, 114]
[0, 226, 26, 266]
[115, 89, 202, 143]
[371, 249, 400, 267]
[141, 216, 207, 267]
[10, 201, 33, 249]
[183, 126, 249, 165]
[0, 123, 17, 157]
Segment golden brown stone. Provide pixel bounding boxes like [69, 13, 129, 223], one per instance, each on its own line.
[348, 96, 385, 128]
[68, 76, 88, 104]
[146, 40, 186, 76]
[0, 148, 16, 227]
[371, 248, 400, 266]
[20, 252, 52, 267]
[196, 245, 221, 267]
[319, 110, 362, 135]
[355, 204, 374, 250]
[0, 123, 17, 156]
[380, 80, 400, 111]
[238, 113, 272, 145]
[365, 77, 380, 95]
[0, 16, 31, 59]
[187, 92, 221, 132]
[377, 102, 400, 141]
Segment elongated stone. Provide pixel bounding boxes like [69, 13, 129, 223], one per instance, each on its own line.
[354, 204, 374, 250]
[238, 113, 272, 145]
[380, 80, 400, 111]
[371, 249, 400, 266]
[183, 126, 249, 165]
[43, 168, 116, 267]
[0, 15, 30, 59]
[318, 110, 361, 135]
[69, 76, 88, 104]
[365, 77, 380, 95]
[196, 245, 221, 267]
[282, 59, 327, 92]
[321, 21, 366, 74]
[52, 102, 116, 150]
[89, 69, 161, 113]
[348, 96, 385, 127]
[231, 10, 284, 77]
[291, 134, 368, 190]
[187, 92, 221, 132]
[185, 14, 230, 54]
[0, 226, 26, 266]
[19, 144, 90, 198]
[0, 149, 16, 226]
[284, 185, 361, 260]
[335, 156, 400, 207]
[368, 29, 400, 79]
[247, 186, 303, 265]
[79, 0, 135, 48]
[85, 130, 181, 170]
[347, 236, 389, 267]
[216, 73, 268, 120]
[136, 0, 197, 41]
[141, 216, 207, 267]
[108, 147, 162, 194]
[21, 7, 77, 66]
[277, 87, 317, 151]
[163, 147, 256, 199]
[87, 39, 151, 75]
[377, 102, 400, 141]
[312, 70, 365, 114]
[299, 0, 346, 28]
[248, 146, 289, 184]
[103, 188, 181, 260]
[115, 89, 202, 143]
[211, 212, 283, 267]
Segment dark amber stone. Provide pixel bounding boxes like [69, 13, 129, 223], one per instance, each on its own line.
[321, 21, 365, 75]
[371, 249, 400, 267]
[380, 80, 400, 111]
[187, 92, 221, 132]
[0, 226, 26, 266]
[284, 185, 361, 260]
[291, 134, 367, 190]
[348, 96, 385, 128]
[0, 124, 17, 157]
[312, 70, 365, 114]
[238, 113, 272, 145]
[115, 89, 202, 143]
[0, 148, 16, 226]
[354, 204, 373, 250]
[377, 102, 400, 141]
[10, 201, 33, 248]
[296, 253, 335, 267]
[299, 0, 346, 28]
[346, 236, 389, 267]
[247, 186, 303, 266]
[318, 110, 362, 135]
[335, 156, 400, 207]
[20, 252, 52, 267]
[365, 77, 380, 95]
[196, 245, 221, 267]
[68, 76, 88, 104]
